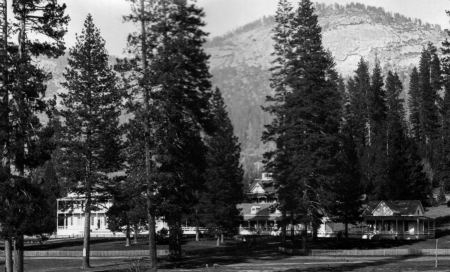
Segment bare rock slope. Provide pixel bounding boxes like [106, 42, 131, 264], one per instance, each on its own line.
[204, 3, 446, 179]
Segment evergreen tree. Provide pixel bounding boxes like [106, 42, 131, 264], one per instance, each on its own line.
[327, 83, 363, 238]
[125, 0, 213, 259]
[408, 67, 421, 141]
[0, 1, 68, 271]
[346, 58, 375, 196]
[385, 71, 409, 199]
[59, 15, 123, 269]
[367, 62, 388, 199]
[438, 21, 450, 191]
[405, 140, 431, 202]
[123, 0, 159, 266]
[419, 45, 440, 166]
[200, 88, 244, 245]
[280, 0, 342, 242]
[262, 0, 295, 243]
[106, 175, 146, 247]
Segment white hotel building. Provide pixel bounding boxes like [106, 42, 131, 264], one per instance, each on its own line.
[56, 193, 168, 238]
[56, 193, 112, 237]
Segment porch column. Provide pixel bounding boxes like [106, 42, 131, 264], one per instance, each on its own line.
[417, 218, 419, 237]
[403, 220, 405, 238]
[434, 220, 436, 238]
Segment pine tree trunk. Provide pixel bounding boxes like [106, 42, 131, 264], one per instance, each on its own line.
[290, 213, 295, 244]
[169, 220, 182, 259]
[140, 0, 157, 270]
[195, 225, 200, 242]
[13, 9, 25, 272]
[125, 224, 131, 247]
[82, 195, 91, 269]
[5, 238, 12, 272]
[302, 223, 307, 252]
[345, 222, 349, 239]
[312, 225, 318, 241]
[147, 197, 157, 269]
[281, 210, 286, 245]
[13, 235, 24, 272]
[133, 224, 139, 244]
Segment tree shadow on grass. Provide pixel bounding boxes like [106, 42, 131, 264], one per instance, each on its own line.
[283, 255, 431, 272]
[157, 240, 289, 269]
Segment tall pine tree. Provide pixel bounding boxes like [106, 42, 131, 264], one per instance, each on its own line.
[59, 15, 123, 269]
[262, 0, 295, 243]
[368, 62, 388, 199]
[408, 67, 421, 141]
[326, 81, 363, 238]
[385, 71, 410, 199]
[125, 0, 214, 259]
[419, 45, 440, 167]
[438, 17, 450, 191]
[200, 88, 244, 245]
[0, 1, 68, 271]
[274, 0, 342, 242]
[347, 58, 371, 194]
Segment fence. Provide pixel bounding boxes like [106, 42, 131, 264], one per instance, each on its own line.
[0, 249, 169, 258]
[310, 248, 450, 256]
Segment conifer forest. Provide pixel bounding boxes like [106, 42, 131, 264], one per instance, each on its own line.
[1, 0, 450, 271]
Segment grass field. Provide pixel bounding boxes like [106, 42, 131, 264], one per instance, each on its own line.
[11, 230, 450, 252]
[0, 234, 449, 271]
[20, 236, 240, 252]
[0, 204, 448, 271]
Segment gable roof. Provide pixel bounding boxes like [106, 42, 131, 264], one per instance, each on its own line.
[237, 203, 281, 220]
[248, 180, 276, 195]
[364, 200, 424, 216]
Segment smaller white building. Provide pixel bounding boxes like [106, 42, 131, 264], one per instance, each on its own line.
[57, 193, 113, 237]
[56, 193, 168, 238]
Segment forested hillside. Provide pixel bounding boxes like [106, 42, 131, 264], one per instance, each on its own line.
[41, 3, 447, 182]
[204, 3, 446, 181]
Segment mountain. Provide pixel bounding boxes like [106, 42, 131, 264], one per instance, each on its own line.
[39, 3, 447, 182]
[203, 3, 447, 181]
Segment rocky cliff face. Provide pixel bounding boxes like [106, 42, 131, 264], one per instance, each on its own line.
[40, 3, 447, 181]
[204, 3, 447, 180]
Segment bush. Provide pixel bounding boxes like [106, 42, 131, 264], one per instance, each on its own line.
[128, 258, 146, 272]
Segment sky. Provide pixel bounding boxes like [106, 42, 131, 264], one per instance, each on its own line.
[60, 0, 450, 57]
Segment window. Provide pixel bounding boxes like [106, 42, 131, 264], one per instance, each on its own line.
[251, 206, 261, 214]
[57, 214, 65, 228]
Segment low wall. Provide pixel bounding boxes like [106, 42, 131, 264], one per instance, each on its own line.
[0, 249, 169, 258]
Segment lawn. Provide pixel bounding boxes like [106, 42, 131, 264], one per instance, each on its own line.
[3, 235, 450, 271]
[20, 236, 242, 252]
[10, 231, 450, 252]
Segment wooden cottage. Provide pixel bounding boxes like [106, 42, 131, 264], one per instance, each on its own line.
[362, 200, 435, 240]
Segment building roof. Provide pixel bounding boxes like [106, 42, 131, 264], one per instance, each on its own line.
[237, 202, 282, 221]
[248, 180, 276, 195]
[364, 200, 425, 217]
